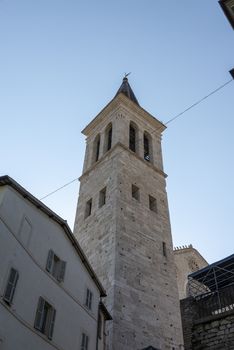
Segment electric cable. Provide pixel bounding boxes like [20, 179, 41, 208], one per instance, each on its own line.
[40, 77, 233, 200]
[40, 178, 78, 200]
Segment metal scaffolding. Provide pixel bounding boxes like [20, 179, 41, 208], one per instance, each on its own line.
[188, 254, 234, 318]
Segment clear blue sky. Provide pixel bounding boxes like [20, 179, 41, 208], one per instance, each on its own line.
[1, 0, 233, 263]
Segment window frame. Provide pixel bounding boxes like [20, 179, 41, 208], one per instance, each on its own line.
[143, 131, 152, 163]
[85, 199, 92, 219]
[46, 250, 66, 282]
[149, 195, 157, 213]
[34, 296, 56, 340]
[85, 288, 93, 310]
[3, 267, 19, 306]
[131, 184, 140, 201]
[81, 332, 89, 350]
[99, 187, 107, 208]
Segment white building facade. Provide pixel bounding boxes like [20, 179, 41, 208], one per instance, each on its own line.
[0, 176, 111, 350]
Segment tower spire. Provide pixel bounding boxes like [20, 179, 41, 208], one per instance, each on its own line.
[115, 75, 139, 105]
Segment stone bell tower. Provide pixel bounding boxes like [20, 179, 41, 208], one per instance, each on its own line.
[74, 77, 184, 350]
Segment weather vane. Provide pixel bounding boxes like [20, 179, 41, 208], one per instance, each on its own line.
[124, 72, 131, 78]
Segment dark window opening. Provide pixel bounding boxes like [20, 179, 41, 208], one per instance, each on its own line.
[129, 124, 136, 152]
[34, 297, 56, 340]
[99, 187, 106, 207]
[81, 333, 89, 350]
[85, 288, 93, 310]
[97, 312, 102, 339]
[149, 195, 157, 212]
[144, 133, 150, 161]
[107, 126, 112, 151]
[163, 242, 167, 257]
[95, 136, 100, 162]
[46, 250, 66, 282]
[3, 268, 19, 305]
[132, 185, 140, 201]
[85, 199, 92, 219]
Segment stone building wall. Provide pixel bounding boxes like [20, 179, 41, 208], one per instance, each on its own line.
[74, 92, 184, 350]
[181, 289, 234, 350]
[174, 246, 208, 300]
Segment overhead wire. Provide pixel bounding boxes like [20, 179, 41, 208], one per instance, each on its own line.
[40, 177, 78, 200]
[40, 77, 233, 201]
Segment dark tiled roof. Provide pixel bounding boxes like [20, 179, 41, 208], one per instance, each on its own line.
[115, 77, 139, 105]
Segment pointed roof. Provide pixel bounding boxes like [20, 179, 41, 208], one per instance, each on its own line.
[115, 76, 139, 105]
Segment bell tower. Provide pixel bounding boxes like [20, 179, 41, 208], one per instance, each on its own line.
[74, 77, 184, 350]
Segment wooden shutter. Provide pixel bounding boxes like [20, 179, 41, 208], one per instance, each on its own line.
[81, 333, 85, 350]
[57, 261, 66, 282]
[48, 307, 56, 340]
[46, 250, 54, 273]
[34, 297, 45, 330]
[88, 291, 93, 310]
[3, 268, 19, 304]
[85, 334, 89, 350]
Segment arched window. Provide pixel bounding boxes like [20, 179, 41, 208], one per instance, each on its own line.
[104, 123, 112, 153]
[129, 123, 136, 152]
[93, 134, 100, 163]
[144, 132, 152, 162]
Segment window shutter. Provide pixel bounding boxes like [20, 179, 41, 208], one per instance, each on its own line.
[3, 268, 19, 304]
[89, 292, 93, 310]
[57, 261, 66, 282]
[34, 297, 45, 331]
[85, 335, 89, 350]
[46, 250, 54, 273]
[85, 289, 89, 307]
[81, 333, 85, 349]
[48, 307, 56, 340]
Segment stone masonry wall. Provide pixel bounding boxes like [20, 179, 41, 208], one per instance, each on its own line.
[192, 312, 234, 349]
[181, 296, 234, 350]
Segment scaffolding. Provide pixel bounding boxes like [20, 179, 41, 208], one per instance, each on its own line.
[188, 254, 234, 318]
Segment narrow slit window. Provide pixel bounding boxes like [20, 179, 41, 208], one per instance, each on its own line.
[99, 187, 106, 207]
[129, 124, 136, 152]
[162, 242, 167, 257]
[132, 185, 140, 201]
[85, 199, 92, 219]
[3, 268, 19, 305]
[107, 126, 112, 151]
[149, 195, 157, 212]
[95, 135, 100, 162]
[144, 133, 150, 162]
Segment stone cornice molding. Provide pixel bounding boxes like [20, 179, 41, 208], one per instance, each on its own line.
[82, 93, 166, 137]
[79, 142, 167, 181]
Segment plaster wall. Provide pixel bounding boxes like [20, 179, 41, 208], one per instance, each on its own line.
[0, 186, 101, 350]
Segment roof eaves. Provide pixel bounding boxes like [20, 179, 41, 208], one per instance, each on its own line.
[0, 175, 106, 297]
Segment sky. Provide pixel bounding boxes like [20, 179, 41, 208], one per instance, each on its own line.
[0, 0, 233, 264]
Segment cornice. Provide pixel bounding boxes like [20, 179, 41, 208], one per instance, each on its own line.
[82, 93, 166, 137]
[79, 142, 167, 181]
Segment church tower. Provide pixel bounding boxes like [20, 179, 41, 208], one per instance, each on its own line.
[74, 77, 184, 350]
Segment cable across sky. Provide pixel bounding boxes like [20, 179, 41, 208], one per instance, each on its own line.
[40, 76, 233, 201]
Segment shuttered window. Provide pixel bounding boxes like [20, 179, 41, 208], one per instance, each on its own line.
[85, 289, 93, 310]
[81, 333, 89, 350]
[3, 268, 19, 305]
[34, 297, 56, 340]
[46, 250, 66, 282]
